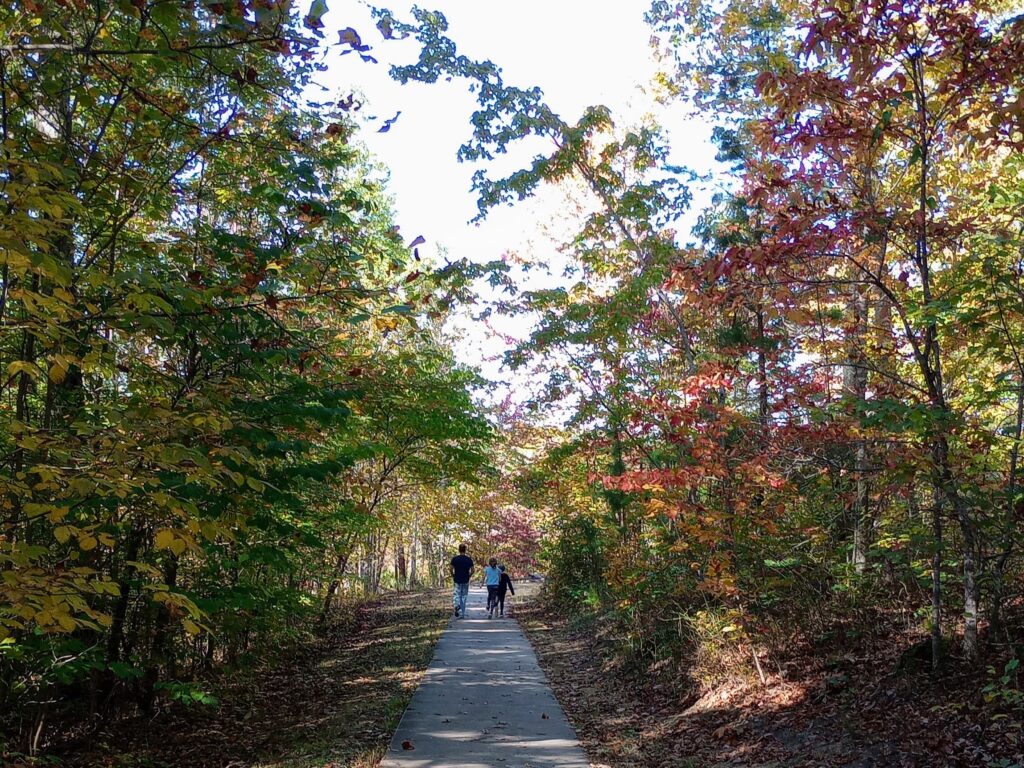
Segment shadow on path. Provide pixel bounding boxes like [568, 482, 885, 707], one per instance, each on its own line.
[380, 587, 589, 768]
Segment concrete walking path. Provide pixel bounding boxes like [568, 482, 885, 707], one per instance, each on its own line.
[380, 586, 590, 768]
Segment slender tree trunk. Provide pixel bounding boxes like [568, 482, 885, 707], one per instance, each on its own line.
[843, 287, 870, 572]
[409, 535, 418, 587]
[397, 545, 407, 589]
[14, 276, 39, 424]
[605, 423, 628, 536]
[97, 520, 146, 714]
[911, 52, 978, 662]
[931, 485, 943, 671]
[755, 305, 769, 431]
[320, 549, 351, 623]
[374, 535, 390, 592]
[990, 375, 1024, 637]
[932, 437, 979, 661]
[104, 536, 141, 665]
[140, 555, 179, 714]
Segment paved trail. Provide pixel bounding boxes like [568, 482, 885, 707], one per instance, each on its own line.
[380, 586, 590, 768]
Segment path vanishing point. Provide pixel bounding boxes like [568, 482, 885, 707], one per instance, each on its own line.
[380, 586, 590, 768]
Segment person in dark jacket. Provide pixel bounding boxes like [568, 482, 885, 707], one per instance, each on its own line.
[450, 544, 474, 618]
[497, 565, 515, 617]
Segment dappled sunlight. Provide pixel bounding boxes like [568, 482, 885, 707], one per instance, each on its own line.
[381, 589, 589, 767]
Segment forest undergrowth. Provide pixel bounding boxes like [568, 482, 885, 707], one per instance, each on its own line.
[15, 590, 449, 768]
[521, 591, 1024, 767]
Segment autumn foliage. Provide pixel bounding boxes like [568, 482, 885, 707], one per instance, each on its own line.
[5, 0, 1024, 764]
[0, 1, 495, 757]
[379, 2, 1024, 738]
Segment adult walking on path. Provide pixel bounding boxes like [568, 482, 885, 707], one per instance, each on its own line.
[380, 587, 589, 768]
[450, 544, 474, 618]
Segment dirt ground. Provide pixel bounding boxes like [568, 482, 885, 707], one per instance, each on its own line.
[517, 593, 1023, 768]
[43, 590, 450, 768]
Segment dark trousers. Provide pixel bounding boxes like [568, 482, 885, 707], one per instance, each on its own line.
[486, 585, 500, 611]
[497, 589, 510, 614]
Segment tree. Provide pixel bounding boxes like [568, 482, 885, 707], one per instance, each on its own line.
[0, 1, 495, 749]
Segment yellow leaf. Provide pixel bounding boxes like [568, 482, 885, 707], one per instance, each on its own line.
[54, 526, 72, 544]
[169, 538, 187, 557]
[48, 358, 69, 384]
[183, 619, 201, 635]
[6, 360, 44, 380]
[48, 506, 68, 523]
[154, 529, 175, 550]
[18, 435, 41, 451]
[78, 535, 97, 551]
[53, 288, 74, 304]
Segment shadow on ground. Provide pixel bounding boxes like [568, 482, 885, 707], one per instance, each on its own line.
[57, 590, 450, 768]
[517, 593, 1019, 768]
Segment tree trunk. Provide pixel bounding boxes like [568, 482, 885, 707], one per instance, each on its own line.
[931, 485, 943, 671]
[843, 287, 870, 573]
[990, 375, 1024, 637]
[755, 305, 769, 431]
[14, 275, 40, 424]
[910, 52, 978, 662]
[140, 554, 179, 715]
[373, 535, 390, 592]
[605, 423, 628, 536]
[409, 537, 418, 587]
[397, 545, 407, 589]
[932, 436, 979, 661]
[98, 521, 146, 713]
[320, 550, 351, 623]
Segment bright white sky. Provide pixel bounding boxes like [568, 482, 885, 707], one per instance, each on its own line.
[317, 1, 718, 412]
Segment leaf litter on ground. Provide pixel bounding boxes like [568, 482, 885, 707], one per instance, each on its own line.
[54, 590, 449, 768]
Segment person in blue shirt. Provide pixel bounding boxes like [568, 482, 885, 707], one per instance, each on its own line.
[450, 544, 474, 618]
[483, 557, 501, 618]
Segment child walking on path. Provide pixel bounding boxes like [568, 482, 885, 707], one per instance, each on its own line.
[497, 565, 515, 617]
[483, 558, 501, 618]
